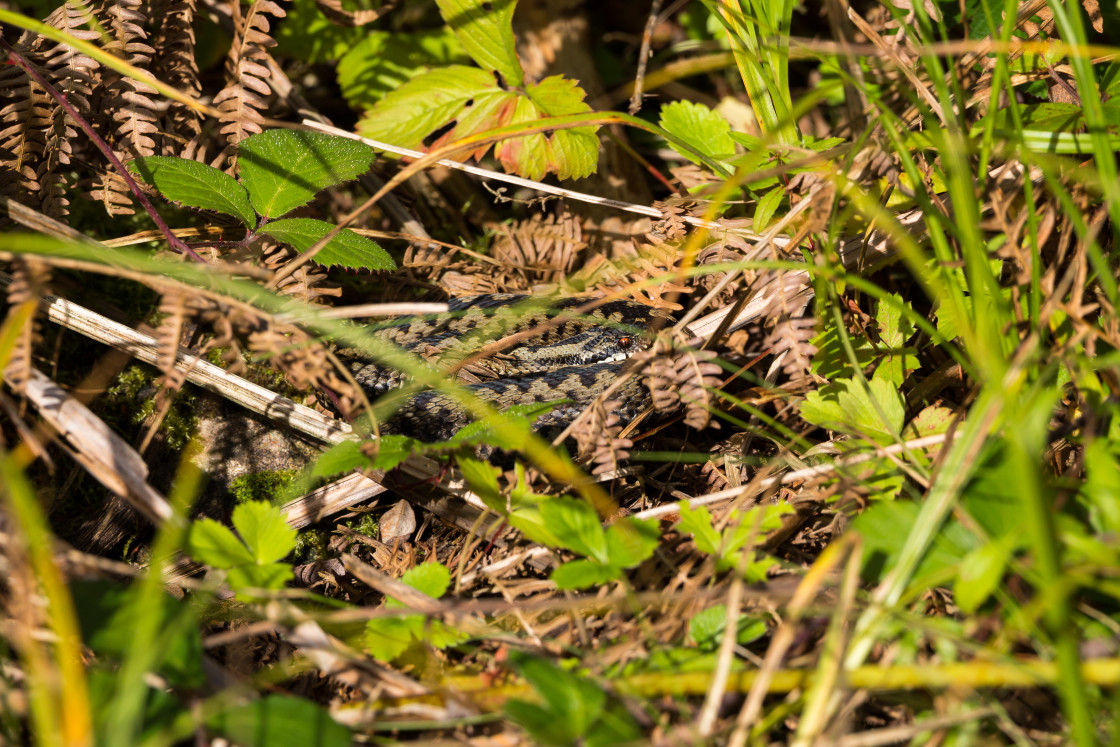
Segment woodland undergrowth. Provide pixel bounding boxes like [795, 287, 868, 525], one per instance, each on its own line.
[1, 0, 1120, 744]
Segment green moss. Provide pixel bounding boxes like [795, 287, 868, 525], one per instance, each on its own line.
[292, 528, 330, 563]
[228, 469, 299, 504]
[103, 365, 199, 452]
[343, 512, 379, 539]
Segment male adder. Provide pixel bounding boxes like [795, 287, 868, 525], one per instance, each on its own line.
[344, 294, 671, 441]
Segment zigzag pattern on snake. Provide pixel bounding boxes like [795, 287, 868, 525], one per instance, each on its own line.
[342, 294, 672, 442]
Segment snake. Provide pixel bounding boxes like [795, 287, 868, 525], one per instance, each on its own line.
[343, 294, 672, 442]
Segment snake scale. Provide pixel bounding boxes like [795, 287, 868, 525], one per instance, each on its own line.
[344, 294, 672, 442]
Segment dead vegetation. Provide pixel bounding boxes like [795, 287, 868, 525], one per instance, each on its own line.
[1, 0, 1118, 744]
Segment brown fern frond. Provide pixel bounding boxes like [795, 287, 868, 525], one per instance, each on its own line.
[573, 399, 632, 475]
[0, 1, 99, 214]
[0, 88, 47, 205]
[260, 241, 342, 304]
[150, 0, 202, 148]
[191, 298, 251, 376]
[490, 211, 585, 289]
[762, 316, 817, 379]
[4, 259, 50, 393]
[643, 340, 722, 429]
[212, 0, 285, 155]
[155, 290, 189, 377]
[83, 0, 160, 216]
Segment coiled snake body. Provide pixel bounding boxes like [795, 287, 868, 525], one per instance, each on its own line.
[345, 294, 670, 442]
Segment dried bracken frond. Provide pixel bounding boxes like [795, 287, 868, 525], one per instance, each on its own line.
[260, 241, 342, 304]
[191, 298, 251, 377]
[4, 259, 50, 393]
[314, 0, 395, 26]
[213, 0, 285, 154]
[566, 238, 690, 310]
[246, 324, 355, 411]
[155, 290, 189, 382]
[0, 0, 99, 216]
[763, 316, 817, 379]
[0, 80, 49, 207]
[83, 0, 160, 216]
[150, 0, 202, 146]
[573, 399, 632, 475]
[651, 199, 693, 241]
[490, 211, 585, 289]
[643, 339, 723, 429]
[441, 271, 503, 297]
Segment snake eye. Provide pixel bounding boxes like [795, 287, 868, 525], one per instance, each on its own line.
[618, 336, 634, 350]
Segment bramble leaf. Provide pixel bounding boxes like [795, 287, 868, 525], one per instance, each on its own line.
[800, 376, 905, 444]
[130, 156, 257, 228]
[311, 441, 366, 478]
[677, 502, 721, 556]
[436, 0, 523, 87]
[359, 69, 598, 180]
[366, 562, 465, 661]
[227, 563, 293, 592]
[187, 518, 254, 568]
[540, 497, 607, 562]
[238, 130, 376, 218]
[338, 28, 468, 109]
[260, 218, 395, 271]
[551, 559, 620, 590]
[210, 694, 350, 747]
[458, 457, 504, 512]
[603, 518, 659, 568]
[232, 500, 297, 565]
[398, 561, 452, 601]
[659, 100, 736, 166]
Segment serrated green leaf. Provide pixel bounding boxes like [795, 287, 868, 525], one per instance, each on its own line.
[187, 518, 254, 568]
[875, 293, 918, 386]
[400, 561, 452, 600]
[552, 559, 620, 589]
[367, 435, 421, 470]
[954, 535, 1014, 613]
[338, 28, 468, 109]
[677, 501, 721, 556]
[1082, 439, 1120, 534]
[232, 500, 297, 564]
[603, 518, 660, 568]
[358, 67, 597, 181]
[130, 156, 257, 228]
[659, 100, 735, 167]
[753, 186, 783, 232]
[238, 130, 376, 218]
[427, 619, 470, 649]
[366, 616, 419, 661]
[853, 501, 978, 585]
[540, 497, 607, 562]
[261, 218, 395, 271]
[902, 405, 953, 442]
[274, 0, 364, 63]
[458, 457, 504, 512]
[509, 652, 606, 742]
[688, 605, 768, 652]
[227, 563, 293, 594]
[210, 694, 350, 747]
[508, 506, 566, 547]
[311, 440, 366, 478]
[810, 324, 875, 380]
[359, 65, 498, 151]
[436, 0, 523, 87]
[800, 376, 905, 444]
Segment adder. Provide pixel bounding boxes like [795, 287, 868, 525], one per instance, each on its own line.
[343, 294, 672, 442]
